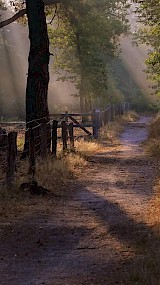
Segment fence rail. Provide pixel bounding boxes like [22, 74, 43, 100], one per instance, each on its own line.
[0, 102, 130, 184]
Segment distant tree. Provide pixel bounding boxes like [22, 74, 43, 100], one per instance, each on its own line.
[49, 0, 129, 112]
[133, 0, 160, 96]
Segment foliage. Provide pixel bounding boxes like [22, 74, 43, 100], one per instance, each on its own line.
[48, 0, 129, 110]
[133, 0, 160, 97]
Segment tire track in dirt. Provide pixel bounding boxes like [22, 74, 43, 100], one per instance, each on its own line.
[0, 116, 156, 285]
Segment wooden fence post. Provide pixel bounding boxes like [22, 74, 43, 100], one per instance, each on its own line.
[65, 111, 68, 122]
[124, 102, 127, 114]
[115, 104, 118, 116]
[47, 122, 51, 151]
[92, 109, 99, 138]
[52, 120, 58, 157]
[40, 123, 47, 159]
[6, 131, 17, 186]
[121, 103, 124, 116]
[61, 121, 68, 151]
[110, 104, 115, 122]
[99, 111, 103, 128]
[103, 110, 107, 126]
[28, 128, 35, 178]
[68, 122, 74, 151]
[127, 102, 130, 112]
[108, 105, 111, 122]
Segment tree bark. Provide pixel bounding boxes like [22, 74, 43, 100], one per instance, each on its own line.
[26, 0, 50, 126]
[22, 0, 51, 158]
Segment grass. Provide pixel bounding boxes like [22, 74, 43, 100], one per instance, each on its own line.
[127, 181, 160, 285]
[100, 111, 139, 142]
[145, 113, 160, 158]
[126, 113, 160, 285]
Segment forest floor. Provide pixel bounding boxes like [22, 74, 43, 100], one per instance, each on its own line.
[0, 115, 157, 285]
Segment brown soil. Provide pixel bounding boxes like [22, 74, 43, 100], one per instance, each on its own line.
[0, 116, 156, 285]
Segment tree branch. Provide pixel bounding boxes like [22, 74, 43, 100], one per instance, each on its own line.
[0, 0, 61, 29]
[0, 8, 26, 28]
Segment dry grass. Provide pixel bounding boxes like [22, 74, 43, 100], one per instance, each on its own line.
[148, 181, 160, 235]
[75, 140, 102, 156]
[127, 180, 160, 285]
[34, 153, 87, 191]
[0, 152, 87, 216]
[148, 114, 160, 139]
[17, 134, 24, 151]
[145, 113, 160, 158]
[146, 138, 160, 157]
[100, 111, 139, 142]
[126, 113, 160, 285]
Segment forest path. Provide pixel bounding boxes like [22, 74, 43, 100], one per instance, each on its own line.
[0, 116, 156, 285]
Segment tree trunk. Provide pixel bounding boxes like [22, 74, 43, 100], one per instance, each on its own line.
[79, 79, 86, 114]
[22, 0, 50, 158]
[26, 0, 50, 125]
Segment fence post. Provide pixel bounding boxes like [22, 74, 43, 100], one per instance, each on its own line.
[99, 111, 103, 128]
[47, 122, 51, 151]
[103, 110, 107, 126]
[61, 121, 68, 151]
[28, 128, 35, 178]
[40, 123, 48, 160]
[127, 102, 130, 112]
[115, 104, 118, 116]
[124, 102, 127, 114]
[52, 120, 58, 157]
[6, 131, 17, 186]
[65, 111, 68, 123]
[92, 109, 99, 138]
[121, 103, 124, 116]
[68, 122, 75, 151]
[110, 104, 115, 122]
[108, 105, 111, 122]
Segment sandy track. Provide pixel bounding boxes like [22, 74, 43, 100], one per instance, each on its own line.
[0, 116, 156, 285]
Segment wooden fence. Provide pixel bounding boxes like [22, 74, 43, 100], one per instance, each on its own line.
[0, 102, 130, 185]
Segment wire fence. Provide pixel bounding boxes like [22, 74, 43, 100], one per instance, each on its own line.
[0, 102, 130, 186]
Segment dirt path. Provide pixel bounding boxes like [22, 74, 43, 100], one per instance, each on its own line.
[0, 116, 156, 285]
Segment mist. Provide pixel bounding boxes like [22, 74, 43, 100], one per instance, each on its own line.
[0, 2, 156, 119]
[119, 2, 155, 103]
[0, 5, 77, 119]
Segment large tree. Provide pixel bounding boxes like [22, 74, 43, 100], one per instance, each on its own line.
[0, 0, 59, 125]
[26, 0, 50, 126]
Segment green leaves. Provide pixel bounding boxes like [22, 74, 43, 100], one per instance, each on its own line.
[48, 0, 129, 109]
[134, 0, 160, 96]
